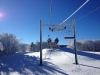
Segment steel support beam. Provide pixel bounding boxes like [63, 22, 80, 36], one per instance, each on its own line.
[74, 21, 78, 65]
[40, 20, 43, 65]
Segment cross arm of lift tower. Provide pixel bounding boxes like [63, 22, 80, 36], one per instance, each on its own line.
[42, 20, 75, 32]
[39, 20, 78, 66]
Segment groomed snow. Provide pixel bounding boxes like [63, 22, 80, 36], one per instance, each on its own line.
[0, 48, 100, 75]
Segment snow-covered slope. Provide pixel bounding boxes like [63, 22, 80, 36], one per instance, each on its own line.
[0, 48, 100, 75]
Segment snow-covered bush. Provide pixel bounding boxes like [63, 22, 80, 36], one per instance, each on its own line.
[68, 39, 100, 51]
[0, 33, 29, 55]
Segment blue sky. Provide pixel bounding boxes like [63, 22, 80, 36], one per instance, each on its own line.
[0, 0, 100, 44]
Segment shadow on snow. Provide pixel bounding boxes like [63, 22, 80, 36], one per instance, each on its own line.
[59, 48, 100, 70]
[79, 64, 100, 69]
[60, 48, 100, 60]
[0, 53, 68, 75]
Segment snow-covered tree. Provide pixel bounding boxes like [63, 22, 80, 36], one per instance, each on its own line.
[30, 42, 35, 52]
[0, 42, 4, 51]
[0, 42, 4, 56]
[47, 38, 52, 48]
[42, 41, 48, 49]
[68, 41, 74, 49]
[76, 42, 82, 50]
[0, 33, 20, 55]
[18, 43, 28, 52]
[31, 41, 48, 52]
[35, 41, 40, 52]
[54, 37, 59, 45]
[93, 40, 100, 51]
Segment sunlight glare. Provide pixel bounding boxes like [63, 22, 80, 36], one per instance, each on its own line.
[0, 13, 2, 20]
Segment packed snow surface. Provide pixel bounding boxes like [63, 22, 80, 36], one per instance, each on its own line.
[0, 48, 100, 75]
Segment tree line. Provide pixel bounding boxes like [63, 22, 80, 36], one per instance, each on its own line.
[1, 33, 100, 56]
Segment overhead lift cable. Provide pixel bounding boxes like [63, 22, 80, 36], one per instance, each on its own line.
[59, 0, 89, 25]
[76, 6, 100, 21]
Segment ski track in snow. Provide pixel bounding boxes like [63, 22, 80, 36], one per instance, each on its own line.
[0, 48, 100, 75]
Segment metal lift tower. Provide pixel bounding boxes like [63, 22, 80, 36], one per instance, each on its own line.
[40, 19, 78, 65]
